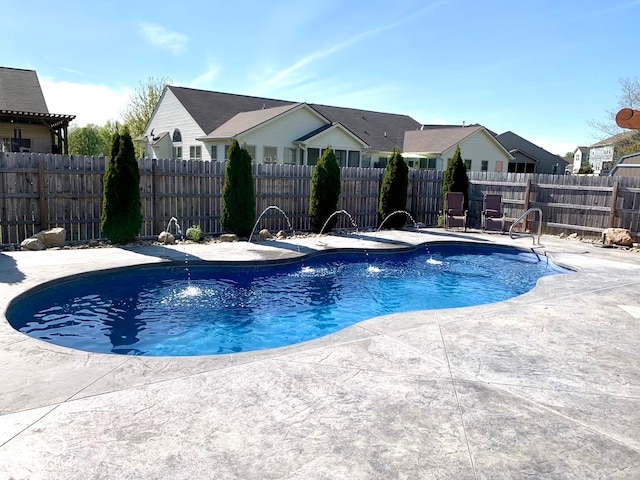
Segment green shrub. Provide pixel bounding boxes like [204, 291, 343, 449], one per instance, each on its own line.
[186, 225, 203, 242]
[578, 163, 594, 174]
[221, 139, 255, 237]
[309, 147, 341, 233]
[442, 144, 469, 210]
[101, 129, 143, 244]
[378, 148, 409, 229]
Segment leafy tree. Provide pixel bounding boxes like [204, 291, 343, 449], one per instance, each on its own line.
[220, 139, 255, 238]
[578, 163, 594, 174]
[68, 121, 118, 156]
[101, 129, 143, 244]
[442, 144, 469, 210]
[309, 147, 341, 233]
[378, 148, 409, 229]
[121, 77, 171, 155]
[590, 77, 640, 157]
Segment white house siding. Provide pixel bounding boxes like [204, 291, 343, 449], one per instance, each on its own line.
[0, 123, 52, 153]
[143, 89, 206, 160]
[236, 107, 328, 165]
[442, 130, 511, 172]
[589, 145, 614, 174]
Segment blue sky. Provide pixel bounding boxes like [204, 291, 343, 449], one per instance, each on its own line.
[3, 0, 639, 155]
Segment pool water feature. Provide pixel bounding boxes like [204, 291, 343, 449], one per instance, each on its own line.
[7, 244, 569, 356]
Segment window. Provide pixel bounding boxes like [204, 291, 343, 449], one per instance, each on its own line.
[361, 155, 371, 168]
[210, 145, 217, 161]
[307, 148, 320, 166]
[348, 150, 360, 167]
[172, 129, 182, 142]
[189, 145, 202, 160]
[481, 160, 489, 172]
[375, 157, 388, 168]
[428, 158, 437, 170]
[335, 149, 347, 167]
[464, 159, 472, 171]
[245, 145, 256, 161]
[172, 146, 182, 159]
[284, 148, 297, 164]
[224, 144, 230, 160]
[264, 146, 277, 164]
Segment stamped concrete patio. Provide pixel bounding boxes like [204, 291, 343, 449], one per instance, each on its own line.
[1, 229, 640, 479]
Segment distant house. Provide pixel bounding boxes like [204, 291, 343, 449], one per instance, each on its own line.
[402, 125, 513, 172]
[609, 151, 640, 177]
[494, 131, 567, 174]
[588, 132, 639, 175]
[137, 86, 420, 168]
[572, 146, 590, 174]
[0, 66, 75, 154]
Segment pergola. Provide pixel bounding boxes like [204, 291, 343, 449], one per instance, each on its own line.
[0, 109, 76, 154]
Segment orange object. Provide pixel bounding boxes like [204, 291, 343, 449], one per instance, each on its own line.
[616, 108, 640, 130]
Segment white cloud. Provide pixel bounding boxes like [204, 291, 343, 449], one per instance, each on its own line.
[139, 22, 188, 55]
[189, 63, 220, 89]
[40, 79, 132, 127]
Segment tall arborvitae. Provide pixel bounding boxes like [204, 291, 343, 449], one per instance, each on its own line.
[309, 147, 341, 233]
[442, 144, 470, 210]
[220, 139, 255, 238]
[101, 129, 143, 244]
[378, 148, 409, 229]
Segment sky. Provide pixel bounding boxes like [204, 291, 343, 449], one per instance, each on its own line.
[3, 0, 639, 156]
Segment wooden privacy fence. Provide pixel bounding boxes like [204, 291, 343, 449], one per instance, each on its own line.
[2, 152, 640, 245]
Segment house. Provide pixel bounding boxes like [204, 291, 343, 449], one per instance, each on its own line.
[609, 151, 640, 177]
[572, 146, 590, 174]
[402, 125, 514, 172]
[588, 132, 639, 175]
[494, 131, 567, 174]
[137, 86, 421, 168]
[0, 66, 75, 154]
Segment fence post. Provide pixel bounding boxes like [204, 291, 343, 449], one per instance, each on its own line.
[38, 159, 48, 231]
[609, 181, 619, 228]
[152, 159, 161, 234]
[523, 177, 532, 231]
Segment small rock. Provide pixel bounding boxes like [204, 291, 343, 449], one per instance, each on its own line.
[567, 233, 579, 240]
[276, 230, 287, 239]
[21, 237, 46, 251]
[602, 227, 635, 247]
[219, 233, 238, 242]
[158, 231, 175, 244]
[633, 243, 640, 249]
[88, 239, 99, 247]
[559, 232, 566, 239]
[34, 227, 66, 248]
[259, 229, 272, 240]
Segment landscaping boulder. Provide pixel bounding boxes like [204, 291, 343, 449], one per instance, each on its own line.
[21, 237, 46, 251]
[276, 230, 288, 239]
[219, 234, 238, 242]
[259, 229, 272, 240]
[602, 228, 635, 247]
[35, 227, 66, 248]
[158, 231, 175, 244]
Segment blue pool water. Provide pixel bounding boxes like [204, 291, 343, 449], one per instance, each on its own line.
[7, 244, 569, 356]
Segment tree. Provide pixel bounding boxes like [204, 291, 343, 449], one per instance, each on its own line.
[121, 77, 171, 155]
[220, 139, 255, 238]
[378, 148, 409, 229]
[309, 147, 341, 233]
[590, 77, 640, 157]
[578, 163, 594, 174]
[68, 121, 118, 156]
[442, 145, 469, 210]
[101, 129, 143, 244]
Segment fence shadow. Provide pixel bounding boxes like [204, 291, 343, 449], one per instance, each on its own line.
[117, 244, 207, 263]
[0, 254, 26, 284]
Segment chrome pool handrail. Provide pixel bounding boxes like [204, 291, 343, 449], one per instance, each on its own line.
[509, 208, 543, 245]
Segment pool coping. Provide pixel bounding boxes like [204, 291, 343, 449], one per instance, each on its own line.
[2, 228, 640, 478]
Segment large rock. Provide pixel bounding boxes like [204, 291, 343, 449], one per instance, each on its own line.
[276, 230, 288, 239]
[35, 227, 66, 248]
[259, 229, 272, 240]
[158, 231, 175, 244]
[602, 228, 635, 246]
[21, 237, 46, 251]
[219, 234, 238, 242]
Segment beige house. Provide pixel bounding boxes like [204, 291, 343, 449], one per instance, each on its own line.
[0, 66, 75, 154]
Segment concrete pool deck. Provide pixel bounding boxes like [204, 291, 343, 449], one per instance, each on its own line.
[1, 229, 640, 479]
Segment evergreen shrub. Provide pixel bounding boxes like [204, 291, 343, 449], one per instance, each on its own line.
[378, 148, 409, 229]
[221, 139, 256, 238]
[309, 147, 341, 233]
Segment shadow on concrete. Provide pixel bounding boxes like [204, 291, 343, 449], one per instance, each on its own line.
[117, 244, 207, 263]
[246, 240, 316, 256]
[407, 228, 494, 243]
[0, 254, 26, 284]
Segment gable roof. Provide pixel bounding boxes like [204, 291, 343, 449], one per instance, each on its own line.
[0, 66, 49, 113]
[403, 125, 483, 154]
[590, 131, 636, 147]
[294, 122, 369, 148]
[203, 103, 303, 139]
[166, 86, 420, 152]
[495, 131, 567, 167]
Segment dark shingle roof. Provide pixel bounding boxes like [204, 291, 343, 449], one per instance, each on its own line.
[496, 131, 567, 167]
[167, 86, 421, 152]
[0, 66, 49, 113]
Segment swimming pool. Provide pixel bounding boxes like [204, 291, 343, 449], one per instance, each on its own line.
[7, 243, 569, 356]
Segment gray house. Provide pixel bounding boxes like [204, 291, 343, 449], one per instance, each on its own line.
[0, 66, 75, 154]
[495, 131, 567, 174]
